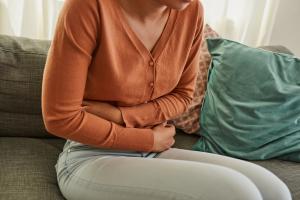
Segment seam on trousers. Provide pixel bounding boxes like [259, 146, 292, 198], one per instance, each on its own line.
[63, 170, 200, 200]
[153, 152, 162, 158]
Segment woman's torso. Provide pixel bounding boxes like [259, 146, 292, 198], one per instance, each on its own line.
[83, 0, 202, 107]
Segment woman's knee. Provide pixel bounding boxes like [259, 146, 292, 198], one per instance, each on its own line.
[160, 148, 292, 200]
[224, 159, 292, 200]
[197, 164, 263, 200]
[244, 162, 292, 200]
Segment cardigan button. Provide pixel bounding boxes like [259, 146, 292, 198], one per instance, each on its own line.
[149, 61, 154, 67]
[149, 82, 154, 87]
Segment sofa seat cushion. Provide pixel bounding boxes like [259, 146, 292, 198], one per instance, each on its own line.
[1, 133, 299, 200]
[0, 137, 66, 199]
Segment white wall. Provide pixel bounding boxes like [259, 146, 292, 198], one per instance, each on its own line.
[269, 0, 300, 57]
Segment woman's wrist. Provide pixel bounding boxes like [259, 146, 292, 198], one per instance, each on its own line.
[82, 100, 125, 126]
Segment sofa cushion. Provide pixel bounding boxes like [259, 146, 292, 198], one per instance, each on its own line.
[0, 34, 54, 137]
[192, 38, 300, 162]
[171, 24, 220, 134]
[0, 137, 66, 199]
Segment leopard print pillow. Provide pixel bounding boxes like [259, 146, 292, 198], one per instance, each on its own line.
[171, 24, 220, 134]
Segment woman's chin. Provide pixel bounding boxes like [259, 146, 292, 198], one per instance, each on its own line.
[158, 0, 194, 11]
[169, 1, 193, 10]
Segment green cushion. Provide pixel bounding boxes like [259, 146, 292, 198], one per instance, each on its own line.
[192, 38, 300, 162]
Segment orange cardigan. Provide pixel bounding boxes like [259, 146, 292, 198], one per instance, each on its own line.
[41, 0, 204, 152]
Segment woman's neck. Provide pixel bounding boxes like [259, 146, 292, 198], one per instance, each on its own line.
[117, 0, 169, 22]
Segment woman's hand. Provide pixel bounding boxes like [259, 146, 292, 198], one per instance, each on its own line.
[82, 100, 125, 126]
[83, 100, 175, 152]
[150, 122, 176, 152]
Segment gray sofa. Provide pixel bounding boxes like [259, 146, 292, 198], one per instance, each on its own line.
[0, 34, 299, 200]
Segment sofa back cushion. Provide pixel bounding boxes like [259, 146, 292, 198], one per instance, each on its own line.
[0, 34, 56, 137]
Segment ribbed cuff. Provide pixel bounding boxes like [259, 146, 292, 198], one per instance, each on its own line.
[118, 103, 159, 128]
[118, 106, 135, 128]
[111, 122, 154, 152]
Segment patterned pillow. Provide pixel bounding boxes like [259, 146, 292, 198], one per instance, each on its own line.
[170, 24, 220, 134]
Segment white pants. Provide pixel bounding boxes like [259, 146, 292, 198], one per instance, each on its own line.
[55, 140, 292, 200]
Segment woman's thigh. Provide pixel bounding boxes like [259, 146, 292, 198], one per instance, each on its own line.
[156, 148, 292, 200]
[55, 144, 263, 200]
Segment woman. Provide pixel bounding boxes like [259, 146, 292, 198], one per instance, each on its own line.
[41, 0, 292, 199]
